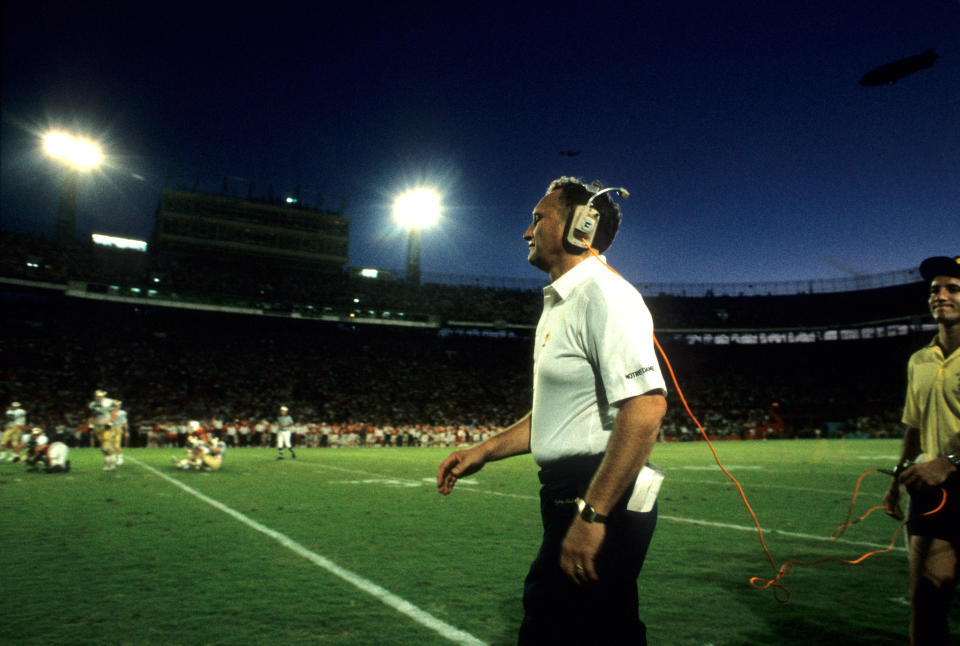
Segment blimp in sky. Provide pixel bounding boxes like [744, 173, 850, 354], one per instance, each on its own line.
[859, 49, 939, 86]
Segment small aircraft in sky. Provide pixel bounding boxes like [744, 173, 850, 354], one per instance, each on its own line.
[859, 49, 939, 86]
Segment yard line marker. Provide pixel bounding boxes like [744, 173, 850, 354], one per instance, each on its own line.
[681, 479, 857, 496]
[659, 514, 905, 552]
[290, 463, 903, 553]
[675, 465, 764, 471]
[307, 463, 403, 478]
[421, 477, 479, 486]
[130, 457, 487, 646]
[452, 487, 905, 552]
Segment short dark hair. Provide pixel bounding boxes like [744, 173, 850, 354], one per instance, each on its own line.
[546, 177, 622, 253]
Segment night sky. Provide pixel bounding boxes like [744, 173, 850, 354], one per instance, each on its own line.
[2, 1, 957, 287]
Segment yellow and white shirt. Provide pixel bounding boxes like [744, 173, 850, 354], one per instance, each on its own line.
[903, 339, 960, 457]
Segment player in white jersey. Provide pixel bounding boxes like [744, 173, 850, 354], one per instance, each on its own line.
[88, 389, 119, 470]
[112, 402, 128, 465]
[202, 435, 226, 471]
[24, 428, 70, 473]
[1, 401, 27, 461]
[172, 427, 225, 471]
[276, 406, 296, 460]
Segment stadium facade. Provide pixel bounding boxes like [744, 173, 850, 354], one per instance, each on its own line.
[0, 185, 935, 438]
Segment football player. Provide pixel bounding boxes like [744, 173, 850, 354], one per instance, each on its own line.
[172, 423, 224, 471]
[201, 434, 226, 471]
[276, 405, 296, 460]
[24, 427, 70, 473]
[112, 401, 128, 465]
[1, 401, 27, 461]
[172, 421, 204, 470]
[88, 389, 118, 470]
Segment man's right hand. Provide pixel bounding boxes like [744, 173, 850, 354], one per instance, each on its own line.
[437, 447, 485, 495]
[882, 484, 904, 521]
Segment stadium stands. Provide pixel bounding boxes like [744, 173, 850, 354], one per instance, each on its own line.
[0, 230, 933, 444]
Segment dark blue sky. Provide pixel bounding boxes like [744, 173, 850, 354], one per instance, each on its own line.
[2, 1, 957, 286]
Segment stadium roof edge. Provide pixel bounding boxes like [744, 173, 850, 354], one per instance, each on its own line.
[420, 267, 921, 297]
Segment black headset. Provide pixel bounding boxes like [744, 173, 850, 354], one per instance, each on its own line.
[562, 184, 630, 255]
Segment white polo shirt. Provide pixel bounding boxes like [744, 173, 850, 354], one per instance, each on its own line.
[530, 256, 666, 466]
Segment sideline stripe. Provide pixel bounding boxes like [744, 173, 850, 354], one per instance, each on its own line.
[130, 457, 487, 646]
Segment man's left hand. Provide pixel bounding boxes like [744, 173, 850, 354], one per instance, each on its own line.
[560, 518, 605, 584]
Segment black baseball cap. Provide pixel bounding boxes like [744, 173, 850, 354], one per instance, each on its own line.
[919, 256, 960, 282]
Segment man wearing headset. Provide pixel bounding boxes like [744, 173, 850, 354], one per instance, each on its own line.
[437, 177, 666, 645]
[884, 255, 960, 646]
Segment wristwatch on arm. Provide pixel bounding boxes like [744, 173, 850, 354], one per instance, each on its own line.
[575, 497, 607, 524]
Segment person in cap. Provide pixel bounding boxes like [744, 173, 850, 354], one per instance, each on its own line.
[437, 177, 666, 645]
[276, 405, 296, 460]
[884, 255, 960, 645]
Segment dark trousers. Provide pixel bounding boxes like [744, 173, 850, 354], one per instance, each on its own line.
[907, 475, 960, 540]
[518, 455, 657, 646]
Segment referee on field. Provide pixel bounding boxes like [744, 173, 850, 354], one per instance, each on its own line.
[437, 177, 667, 645]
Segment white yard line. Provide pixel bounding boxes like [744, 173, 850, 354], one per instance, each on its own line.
[451, 485, 905, 552]
[311, 462, 905, 552]
[678, 478, 866, 496]
[130, 457, 487, 646]
[658, 514, 905, 552]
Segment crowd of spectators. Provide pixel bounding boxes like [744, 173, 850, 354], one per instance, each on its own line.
[1, 292, 532, 443]
[2, 284, 919, 449]
[1, 230, 927, 449]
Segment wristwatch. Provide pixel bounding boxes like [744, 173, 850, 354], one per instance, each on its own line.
[575, 497, 607, 524]
[946, 454, 960, 469]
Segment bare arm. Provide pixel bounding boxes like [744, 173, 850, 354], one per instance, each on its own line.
[581, 393, 666, 514]
[883, 426, 918, 519]
[436, 411, 531, 495]
[561, 393, 667, 582]
[897, 424, 957, 492]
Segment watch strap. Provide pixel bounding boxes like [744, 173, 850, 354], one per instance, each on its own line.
[575, 497, 607, 523]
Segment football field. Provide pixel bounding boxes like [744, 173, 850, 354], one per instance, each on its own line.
[2, 440, 956, 645]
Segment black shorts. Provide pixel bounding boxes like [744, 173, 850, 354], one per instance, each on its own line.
[907, 475, 960, 540]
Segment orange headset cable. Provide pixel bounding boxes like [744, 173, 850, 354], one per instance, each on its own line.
[586, 247, 782, 583]
[586, 246, 947, 601]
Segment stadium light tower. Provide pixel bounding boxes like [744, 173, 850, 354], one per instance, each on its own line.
[393, 188, 441, 285]
[42, 130, 104, 244]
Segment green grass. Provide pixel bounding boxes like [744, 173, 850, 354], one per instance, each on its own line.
[0, 441, 955, 645]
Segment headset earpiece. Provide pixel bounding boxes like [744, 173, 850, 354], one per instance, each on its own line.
[563, 204, 599, 254]
[561, 184, 629, 255]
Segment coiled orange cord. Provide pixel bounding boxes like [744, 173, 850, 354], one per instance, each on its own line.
[588, 247, 947, 602]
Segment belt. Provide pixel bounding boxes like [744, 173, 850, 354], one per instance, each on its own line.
[538, 454, 605, 485]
